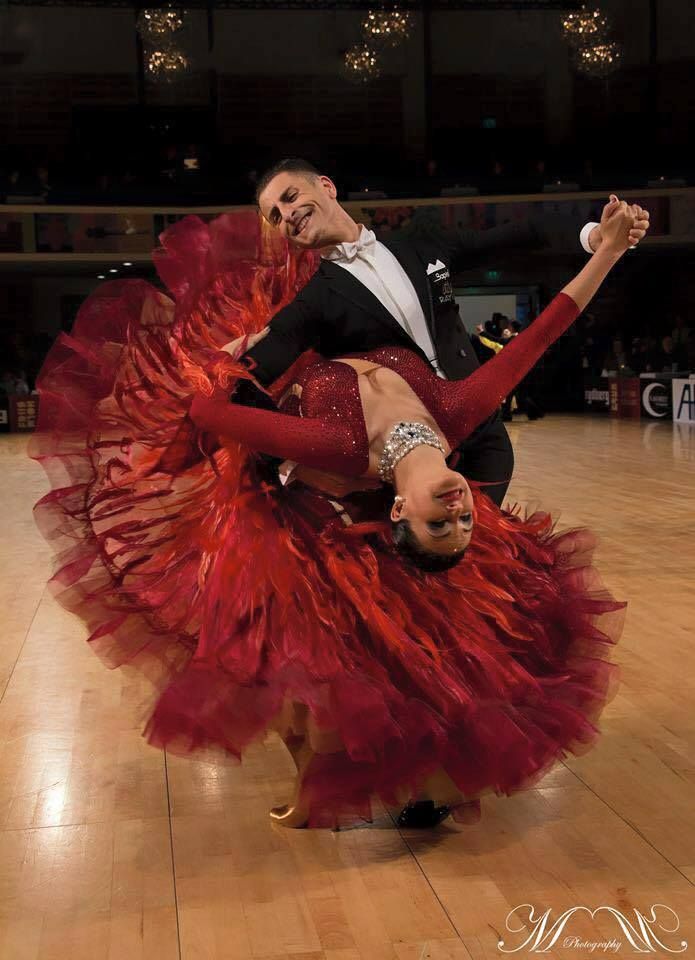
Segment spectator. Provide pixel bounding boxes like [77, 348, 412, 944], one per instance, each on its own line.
[580, 157, 596, 189]
[5, 165, 42, 201]
[159, 144, 179, 186]
[180, 143, 207, 197]
[89, 172, 116, 203]
[420, 158, 444, 198]
[483, 157, 508, 194]
[685, 337, 695, 373]
[626, 337, 650, 374]
[671, 314, 691, 347]
[577, 312, 606, 376]
[652, 335, 689, 374]
[600, 337, 629, 376]
[528, 157, 548, 192]
[35, 164, 52, 201]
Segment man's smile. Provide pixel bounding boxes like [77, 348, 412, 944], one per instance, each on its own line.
[295, 211, 312, 236]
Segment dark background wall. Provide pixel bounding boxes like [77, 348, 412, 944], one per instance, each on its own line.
[0, 1, 692, 181]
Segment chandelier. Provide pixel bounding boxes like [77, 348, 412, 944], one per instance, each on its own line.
[575, 41, 623, 78]
[136, 6, 190, 83]
[136, 8, 186, 44]
[361, 9, 412, 48]
[561, 5, 609, 47]
[145, 47, 190, 82]
[343, 43, 381, 83]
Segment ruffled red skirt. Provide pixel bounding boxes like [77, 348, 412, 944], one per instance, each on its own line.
[29, 213, 625, 829]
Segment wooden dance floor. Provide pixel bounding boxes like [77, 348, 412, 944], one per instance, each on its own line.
[1, 416, 694, 960]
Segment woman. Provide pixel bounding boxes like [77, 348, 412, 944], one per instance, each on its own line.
[29, 205, 634, 829]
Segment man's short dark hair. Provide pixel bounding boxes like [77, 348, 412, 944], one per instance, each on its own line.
[255, 157, 321, 206]
[391, 518, 466, 572]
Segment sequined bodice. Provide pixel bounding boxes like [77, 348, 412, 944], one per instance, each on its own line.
[297, 346, 460, 464]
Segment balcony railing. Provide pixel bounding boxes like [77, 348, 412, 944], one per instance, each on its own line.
[0, 186, 693, 261]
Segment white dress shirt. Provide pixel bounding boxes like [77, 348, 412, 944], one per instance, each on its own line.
[321, 225, 446, 377]
[322, 220, 599, 378]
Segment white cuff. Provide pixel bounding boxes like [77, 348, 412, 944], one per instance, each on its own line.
[580, 221, 599, 254]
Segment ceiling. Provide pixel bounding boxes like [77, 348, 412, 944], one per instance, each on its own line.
[7, 0, 583, 10]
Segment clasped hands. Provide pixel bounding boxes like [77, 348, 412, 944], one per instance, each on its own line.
[588, 194, 650, 252]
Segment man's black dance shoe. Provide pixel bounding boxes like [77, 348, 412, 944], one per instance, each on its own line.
[396, 800, 451, 828]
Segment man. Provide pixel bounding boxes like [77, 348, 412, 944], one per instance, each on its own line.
[653, 334, 688, 374]
[230, 159, 649, 827]
[231, 159, 648, 509]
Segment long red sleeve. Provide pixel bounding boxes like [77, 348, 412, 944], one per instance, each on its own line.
[439, 292, 580, 446]
[188, 394, 369, 476]
[186, 292, 579, 478]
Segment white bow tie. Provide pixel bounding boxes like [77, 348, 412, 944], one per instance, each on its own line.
[324, 228, 377, 263]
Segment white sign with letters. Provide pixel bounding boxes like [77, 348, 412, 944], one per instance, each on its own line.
[672, 378, 695, 423]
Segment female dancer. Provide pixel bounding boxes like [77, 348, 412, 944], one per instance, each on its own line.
[30, 204, 635, 829]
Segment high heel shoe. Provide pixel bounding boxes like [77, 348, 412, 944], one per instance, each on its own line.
[269, 801, 310, 828]
[269, 738, 315, 828]
[395, 800, 451, 828]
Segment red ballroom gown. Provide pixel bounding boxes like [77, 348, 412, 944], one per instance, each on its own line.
[29, 212, 625, 829]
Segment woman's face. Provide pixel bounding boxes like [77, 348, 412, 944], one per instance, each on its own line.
[390, 470, 474, 556]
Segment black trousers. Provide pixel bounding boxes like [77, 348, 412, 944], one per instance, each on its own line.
[449, 412, 514, 508]
[502, 379, 544, 421]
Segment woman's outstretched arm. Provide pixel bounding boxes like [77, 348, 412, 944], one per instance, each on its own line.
[441, 202, 646, 447]
[187, 391, 370, 476]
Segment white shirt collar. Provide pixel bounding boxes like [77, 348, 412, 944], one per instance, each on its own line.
[321, 224, 377, 263]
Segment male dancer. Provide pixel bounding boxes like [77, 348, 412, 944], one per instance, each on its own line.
[231, 159, 648, 510]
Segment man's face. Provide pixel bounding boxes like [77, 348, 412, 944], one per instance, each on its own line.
[258, 171, 338, 249]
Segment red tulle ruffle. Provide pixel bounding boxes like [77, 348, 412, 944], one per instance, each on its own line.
[29, 213, 625, 829]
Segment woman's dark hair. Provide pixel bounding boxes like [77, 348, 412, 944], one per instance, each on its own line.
[255, 157, 322, 205]
[391, 518, 466, 572]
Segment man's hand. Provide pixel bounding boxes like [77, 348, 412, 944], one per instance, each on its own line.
[588, 195, 650, 252]
[221, 326, 270, 357]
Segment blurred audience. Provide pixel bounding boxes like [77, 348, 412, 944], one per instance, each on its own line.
[1, 369, 31, 397]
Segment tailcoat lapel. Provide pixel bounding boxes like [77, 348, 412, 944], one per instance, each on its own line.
[318, 258, 408, 343]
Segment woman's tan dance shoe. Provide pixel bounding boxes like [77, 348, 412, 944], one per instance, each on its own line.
[268, 800, 311, 828]
[269, 737, 316, 828]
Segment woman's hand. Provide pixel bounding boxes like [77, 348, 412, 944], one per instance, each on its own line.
[599, 200, 639, 256]
[221, 326, 270, 358]
[590, 195, 650, 251]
